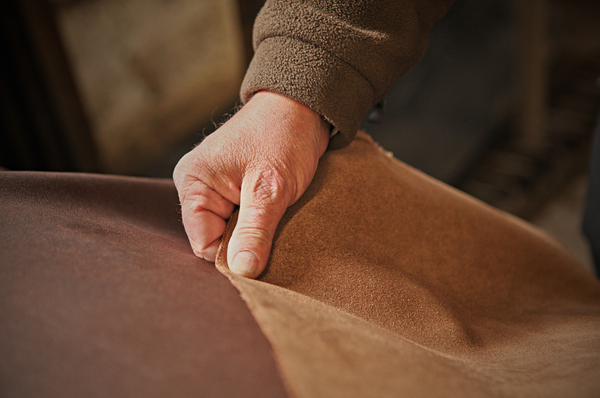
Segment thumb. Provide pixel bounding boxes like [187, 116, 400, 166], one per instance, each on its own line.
[227, 172, 288, 278]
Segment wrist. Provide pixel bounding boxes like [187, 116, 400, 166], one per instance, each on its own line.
[250, 90, 330, 154]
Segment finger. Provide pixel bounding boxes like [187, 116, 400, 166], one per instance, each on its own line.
[227, 172, 288, 278]
[181, 180, 236, 261]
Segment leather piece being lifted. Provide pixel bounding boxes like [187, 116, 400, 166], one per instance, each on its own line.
[0, 172, 288, 398]
[216, 131, 600, 397]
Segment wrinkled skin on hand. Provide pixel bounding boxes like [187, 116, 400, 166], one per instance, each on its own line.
[173, 91, 330, 278]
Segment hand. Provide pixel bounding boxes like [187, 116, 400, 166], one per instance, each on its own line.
[173, 91, 330, 278]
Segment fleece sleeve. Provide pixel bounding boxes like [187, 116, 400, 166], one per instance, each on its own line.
[240, 0, 455, 149]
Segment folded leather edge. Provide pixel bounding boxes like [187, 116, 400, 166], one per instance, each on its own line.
[215, 211, 297, 398]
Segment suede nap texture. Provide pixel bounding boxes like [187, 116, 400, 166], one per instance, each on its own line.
[0, 172, 288, 398]
[241, 0, 454, 149]
[216, 131, 600, 398]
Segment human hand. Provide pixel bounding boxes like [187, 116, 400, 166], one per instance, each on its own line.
[173, 91, 330, 278]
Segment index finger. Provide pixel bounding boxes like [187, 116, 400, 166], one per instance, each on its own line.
[180, 180, 235, 261]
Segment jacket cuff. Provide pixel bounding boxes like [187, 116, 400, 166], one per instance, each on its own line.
[240, 36, 374, 150]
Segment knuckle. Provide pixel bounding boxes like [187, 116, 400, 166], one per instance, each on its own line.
[185, 190, 215, 212]
[178, 171, 236, 210]
[179, 180, 205, 208]
[248, 167, 290, 206]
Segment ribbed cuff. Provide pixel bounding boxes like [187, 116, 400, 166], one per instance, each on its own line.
[240, 36, 374, 150]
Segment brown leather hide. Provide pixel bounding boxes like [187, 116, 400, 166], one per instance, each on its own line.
[0, 172, 288, 397]
[1, 131, 600, 397]
[216, 132, 600, 398]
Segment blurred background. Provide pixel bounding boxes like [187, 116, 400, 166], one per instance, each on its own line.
[1, 0, 598, 271]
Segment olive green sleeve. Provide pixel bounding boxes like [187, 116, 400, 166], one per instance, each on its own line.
[240, 0, 455, 149]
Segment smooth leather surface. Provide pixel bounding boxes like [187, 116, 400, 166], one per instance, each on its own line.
[0, 172, 288, 398]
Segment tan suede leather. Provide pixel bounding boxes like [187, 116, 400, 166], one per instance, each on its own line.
[216, 131, 600, 397]
[241, 0, 455, 149]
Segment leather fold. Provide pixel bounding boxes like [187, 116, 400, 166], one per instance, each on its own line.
[215, 131, 600, 398]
